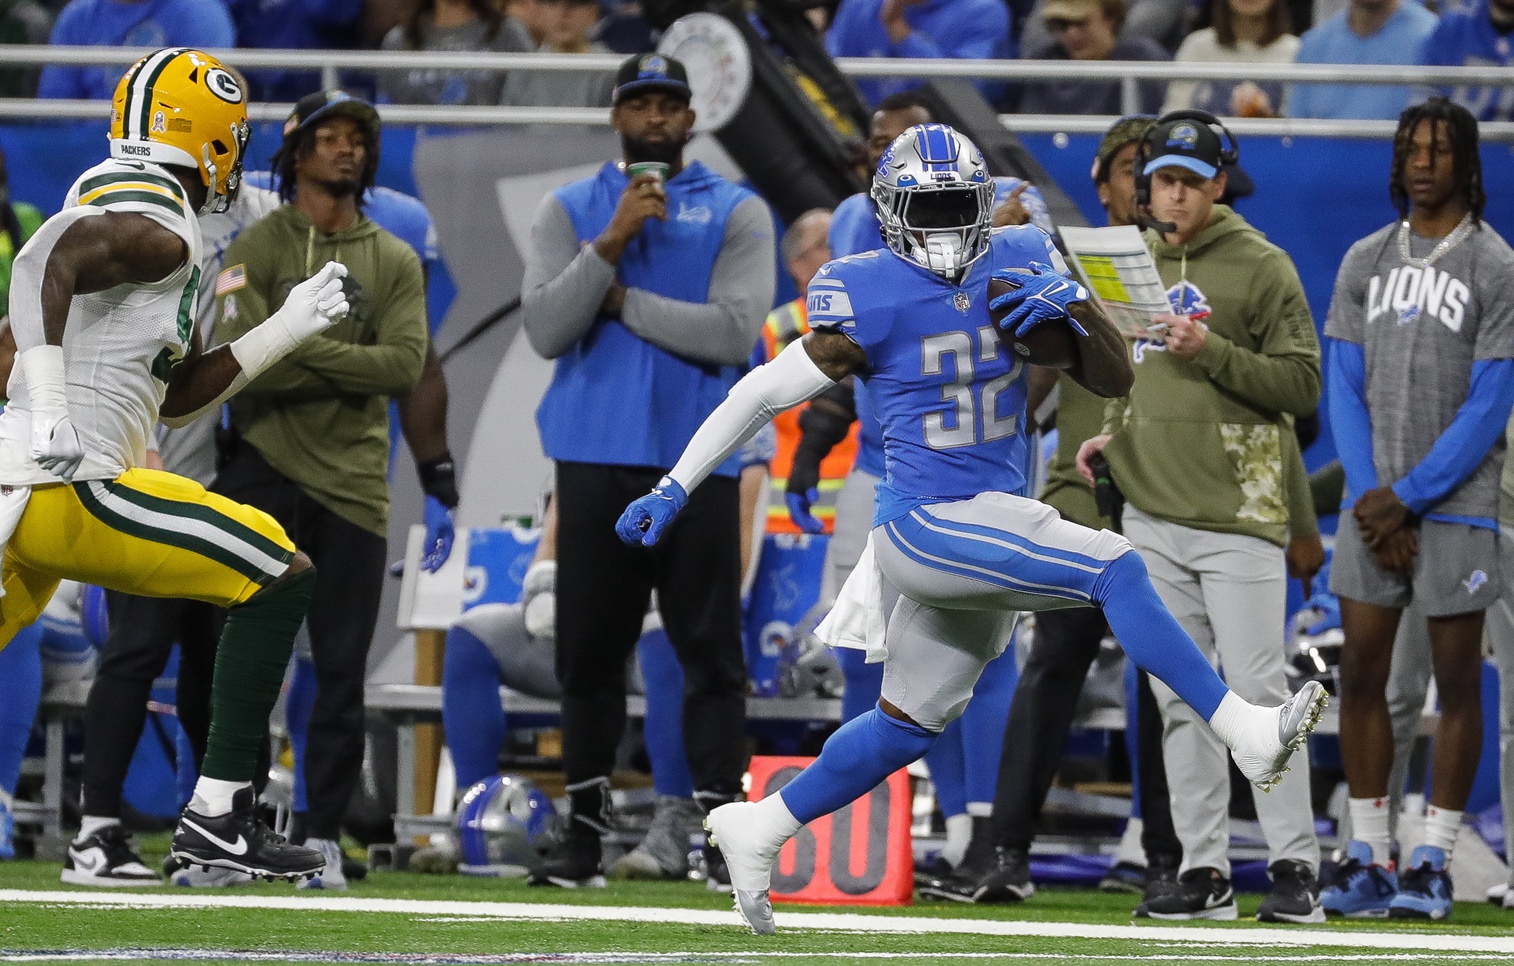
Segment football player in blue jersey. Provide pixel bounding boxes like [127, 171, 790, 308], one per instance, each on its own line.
[616, 123, 1328, 935]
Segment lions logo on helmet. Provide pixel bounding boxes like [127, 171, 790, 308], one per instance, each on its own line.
[109, 47, 250, 217]
[871, 123, 994, 278]
[455, 774, 563, 877]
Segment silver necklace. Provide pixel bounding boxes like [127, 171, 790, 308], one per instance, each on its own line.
[1398, 212, 1475, 268]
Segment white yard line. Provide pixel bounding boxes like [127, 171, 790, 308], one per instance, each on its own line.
[3, 890, 1513, 955]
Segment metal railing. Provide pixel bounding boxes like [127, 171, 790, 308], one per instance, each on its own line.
[0, 44, 1509, 139]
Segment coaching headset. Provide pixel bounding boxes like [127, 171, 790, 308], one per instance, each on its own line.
[1133, 109, 1239, 233]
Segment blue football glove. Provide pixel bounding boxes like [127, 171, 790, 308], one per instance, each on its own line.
[419, 495, 457, 573]
[991, 261, 1091, 338]
[616, 477, 688, 547]
[786, 488, 825, 534]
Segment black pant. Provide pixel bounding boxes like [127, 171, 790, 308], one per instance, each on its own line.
[989, 605, 1180, 865]
[554, 462, 748, 801]
[81, 593, 220, 818]
[214, 445, 387, 842]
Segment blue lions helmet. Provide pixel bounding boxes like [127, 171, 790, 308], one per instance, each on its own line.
[455, 774, 562, 877]
[871, 123, 995, 278]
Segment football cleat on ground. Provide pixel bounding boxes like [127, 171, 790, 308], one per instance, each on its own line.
[61, 825, 163, 887]
[704, 803, 780, 935]
[609, 795, 701, 881]
[917, 847, 1035, 904]
[1256, 859, 1326, 923]
[528, 828, 606, 889]
[1231, 681, 1328, 790]
[170, 787, 323, 881]
[296, 838, 349, 890]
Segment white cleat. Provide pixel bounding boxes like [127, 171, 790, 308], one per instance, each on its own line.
[1231, 681, 1328, 791]
[704, 803, 780, 935]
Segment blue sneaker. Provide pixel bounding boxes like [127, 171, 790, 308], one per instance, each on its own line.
[1319, 840, 1397, 917]
[1389, 845, 1454, 921]
[0, 794, 14, 860]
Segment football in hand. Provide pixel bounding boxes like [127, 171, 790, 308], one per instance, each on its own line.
[989, 277, 1080, 370]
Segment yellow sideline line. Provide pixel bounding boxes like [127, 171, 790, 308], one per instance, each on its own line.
[2, 890, 1512, 955]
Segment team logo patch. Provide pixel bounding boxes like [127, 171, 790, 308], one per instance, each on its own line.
[205, 67, 244, 104]
[1464, 570, 1489, 594]
[1166, 280, 1211, 320]
[215, 264, 246, 296]
[954, 291, 970, 313]
[1167, 123, 1200, 149]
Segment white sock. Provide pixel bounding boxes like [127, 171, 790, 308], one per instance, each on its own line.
[1422, 805, 1463, 860]
[1205, 691, 1253, 750]
[189, 777, 248, 817]
[942, 813, 972, 867]
[1115, 817, 1146, 867]
[755, 793, 803, 845]
[77, 815, 120, 842]
[1348, 797, 1392, 867]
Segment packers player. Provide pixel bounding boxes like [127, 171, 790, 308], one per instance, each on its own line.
[0, 47, 351, 881]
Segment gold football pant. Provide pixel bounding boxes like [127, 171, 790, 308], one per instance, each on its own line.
[0, 467, 295, 648]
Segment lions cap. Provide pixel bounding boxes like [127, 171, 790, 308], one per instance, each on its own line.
[612, 53, 692, 107]
[282, 89, 380, 141]
[1142, 116, 1224, 180]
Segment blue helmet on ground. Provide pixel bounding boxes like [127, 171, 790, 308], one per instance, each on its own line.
[455, 774, 562, 877]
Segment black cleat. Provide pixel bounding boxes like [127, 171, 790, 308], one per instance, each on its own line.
[528, 826, 606, 888]
[170, 787, 323, 881]
[917, 847, 1034, 904]
[1144, 867, 1238, 921]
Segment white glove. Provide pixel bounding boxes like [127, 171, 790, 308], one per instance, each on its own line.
[228, 261, 350, 381]
[521, 560, 556, 640]
[21, 345, 85, 481]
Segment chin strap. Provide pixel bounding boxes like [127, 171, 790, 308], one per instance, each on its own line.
[914, 232, 966, 276]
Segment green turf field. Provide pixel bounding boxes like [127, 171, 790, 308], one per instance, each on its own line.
[4, 843, 1514, 966]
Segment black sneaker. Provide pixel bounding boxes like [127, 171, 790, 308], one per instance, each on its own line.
[918, 847, 1034, 903]
[1144, 867, 1238, 921]
[61, 825, 163, 887]
[170, 787, 322, 881]
[703, 837, 732, 893]
[528, 827, 605, 888]
[1099, 860, 1148, 895]
[1134, 857, 1181, 916]
[1258, 859, 1325, 923]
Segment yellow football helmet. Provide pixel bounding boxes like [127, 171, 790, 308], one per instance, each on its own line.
[109, 47, 250, 216]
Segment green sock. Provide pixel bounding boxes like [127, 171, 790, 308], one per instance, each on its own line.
[200, 568, 316, 782]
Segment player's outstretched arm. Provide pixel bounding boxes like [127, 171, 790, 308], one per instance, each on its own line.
[160, 262, 351, 426]
[616, 330, 867, 546]
[1066, 299, 1134, 398]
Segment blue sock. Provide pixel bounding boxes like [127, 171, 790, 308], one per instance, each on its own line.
[0, 623, 43, 793]
[442, 627, 508, 791]
[637, 630, 693, 798]
[1124, 659, 1143, 819]
[924, 719, 966, 819]
[287, 657, 316, 813]
[960, 647, 1017, 805]
[779, 707, 936, 824]
[1092, 552, 1227, 720]
[837, 647, 885, 725]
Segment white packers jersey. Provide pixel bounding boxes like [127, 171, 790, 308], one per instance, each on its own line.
[0, 158, 203, 485]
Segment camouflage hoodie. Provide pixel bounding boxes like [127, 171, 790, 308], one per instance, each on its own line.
[1101, 205, 1321, 546]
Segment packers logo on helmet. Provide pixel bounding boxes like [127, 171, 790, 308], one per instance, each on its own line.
[110, 47, 250, 216]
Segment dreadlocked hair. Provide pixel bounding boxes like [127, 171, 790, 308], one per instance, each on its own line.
[1389, 97, 1484, 225]
[270, 121, 380, 209]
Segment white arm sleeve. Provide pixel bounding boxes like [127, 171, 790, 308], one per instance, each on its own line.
[666, 338, 837, 494]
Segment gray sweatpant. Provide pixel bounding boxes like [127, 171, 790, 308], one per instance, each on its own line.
[1124, 507, 1321, 876]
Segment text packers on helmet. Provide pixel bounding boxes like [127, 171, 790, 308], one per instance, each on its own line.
[871, 123, 994, 278]
[110, 47, 250, 216]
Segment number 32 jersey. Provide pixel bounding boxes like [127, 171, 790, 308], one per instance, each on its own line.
[807, 226, 1067, 526]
